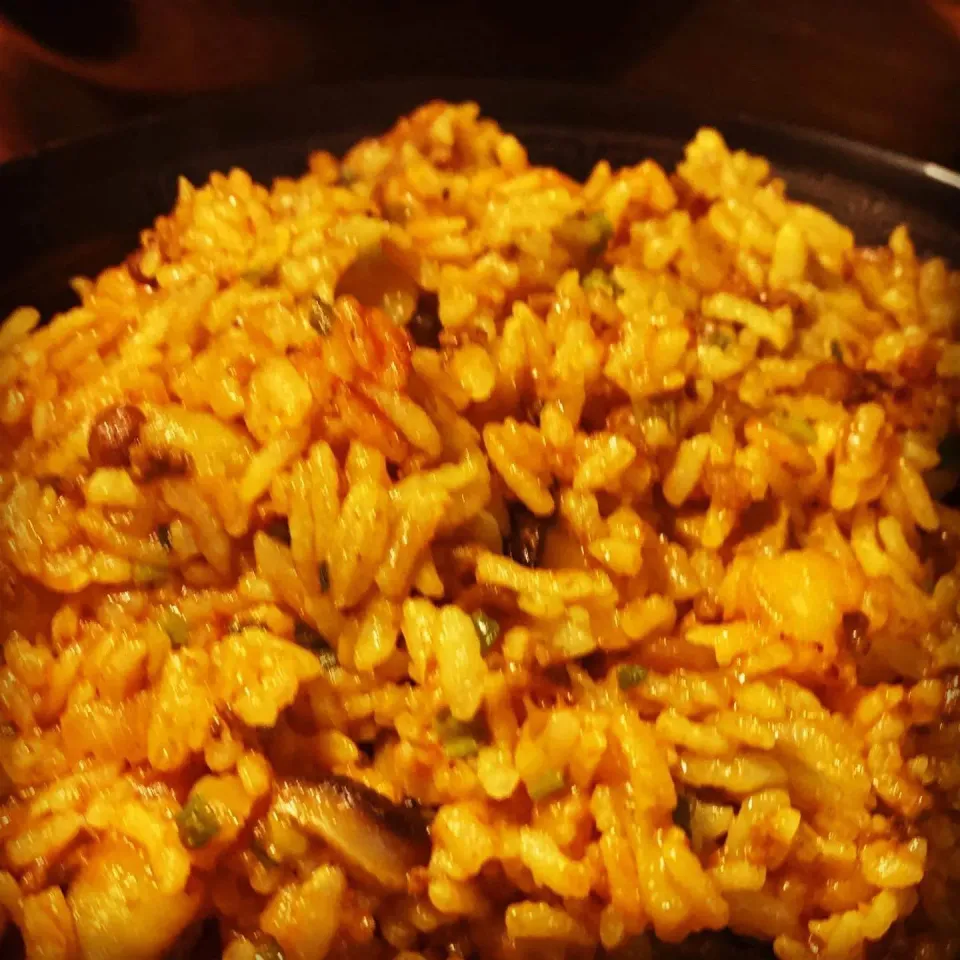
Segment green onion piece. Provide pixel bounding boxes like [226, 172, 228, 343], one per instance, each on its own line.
[528, 769, 566, 802]
[250, 835, 281, 868]
[617, 664, 648, 691]
[557, 211, 613, 256]
[293, 620, 338, 668]
[705, 328, 733, 349]
[132, 562, 168, 585]
[582, 268, 614, 294]
[308, 296, 335, 336]
[241, 268, 270, 286]
[771, 412, 817, 446]
[436, 711, 485, 756]
[673, 794, 693, 837]
[444, 736, 480, 759]
[252, 936, 286, 960]
[830, 339, 844, 363]
[471, 609, 501, 654]
[176, 793, 220, 849]
[318, 559, 331, 593]
[160, 606, 189, 648]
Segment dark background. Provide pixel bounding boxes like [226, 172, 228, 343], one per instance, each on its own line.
[0, 0, 958, 166]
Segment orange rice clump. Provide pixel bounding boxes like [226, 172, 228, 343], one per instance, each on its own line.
[0, 102, 959, 960]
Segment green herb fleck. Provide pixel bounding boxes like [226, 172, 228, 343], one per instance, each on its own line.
[176, 793, 220, 849]
[617, 664, 648, 691]
[159, 606, 189, 648]
[241, 268, 270, 286]
[318, 559, 331, 594]
[157, 523, 172, 550]
[250, 835, 281, 868]
[293, 620, 338, 668]
[443, 736, 480, 759]
[557, 211, 613, 257]
[705, 328, 733, 349]
[582, 268, 615, 295]
[771, 412, 817, 446]
[436, 711, 486, 757]
[132, 562, 168, 585]
[527, 769, 567, 802]
[252, 936, 286, 960]
[471, 609, 501, 654]
[673, 794, 693, 837]
[336, 167, 357, 187]
[830, 339, 844, 363]
[308, 296, 336, 336]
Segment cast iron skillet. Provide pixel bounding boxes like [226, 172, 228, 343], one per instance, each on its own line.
[1, 78, 959, 321]
[0, 78, 957, 958]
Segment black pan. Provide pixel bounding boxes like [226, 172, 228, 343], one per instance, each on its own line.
[1, 78, 959, 321]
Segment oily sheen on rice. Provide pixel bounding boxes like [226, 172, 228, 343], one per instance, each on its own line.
[0, 102, 959, 960]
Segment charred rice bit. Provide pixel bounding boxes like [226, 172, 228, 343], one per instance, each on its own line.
[0, 101, 959, 960]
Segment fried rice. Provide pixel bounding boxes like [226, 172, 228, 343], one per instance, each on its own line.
[0, 101, 959, 960]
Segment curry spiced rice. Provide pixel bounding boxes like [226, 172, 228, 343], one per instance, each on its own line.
[0, 103, 959, 960]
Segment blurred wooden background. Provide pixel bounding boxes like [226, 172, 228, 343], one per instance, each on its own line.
[0, 0, 958, 165]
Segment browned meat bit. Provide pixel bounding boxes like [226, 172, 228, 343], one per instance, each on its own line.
[407, 291, 442, 349]
[273, 777, 430, 892]
[130, 445, 192, 482]
[505, 501, 551, 568]
[262, 516, 292, 546]
[87, 404, 146, 468]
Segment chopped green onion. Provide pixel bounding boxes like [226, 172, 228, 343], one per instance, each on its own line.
[250, 835, 281, 868]
[705, 328, 733, 349]
[132, 562, 168, 585]
[318, 559, 331, 594]
[673, 794, 693, 837]
[527, 769, 567, 802]
[293, 621, 338, 668]
[471, 609, 501, 654]
[241, 268, 271, 286]
[617, 664, 648, 691]
[252, 936, 286, 960]
[160, 606, 189, 648]
[308, 296, 335, 336]
[444, 736, 480, 759]
[770, 412, 817, 446]
[582, 268, 615, 295]
[830, 339, 844, 363]
[176, 793, 220, 849]
[436, 711, 486, 757]
[557, 211, 613, 256]
[156, 523, 172, 550]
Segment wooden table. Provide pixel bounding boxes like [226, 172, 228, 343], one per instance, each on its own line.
[1, 0, 958, 167]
